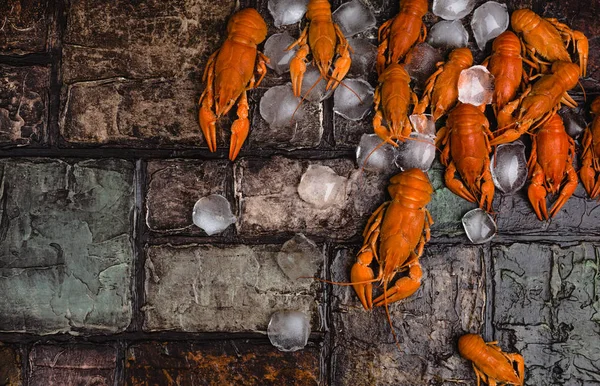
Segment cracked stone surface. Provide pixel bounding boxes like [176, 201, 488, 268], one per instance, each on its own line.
[145, 159, 230, 234]
[0, 65, 49, 146]
[144, 244, 323, 332]
[493, 243, 600, 385]
[0, 159, 134, 334]
[0, 0, 50, 54]
[29, 345, 117, 385]
[125, 341, 320, 385]
[333, 111, 374, 148]
[0, 344, 21, 386]
[330, 245, 485, 385]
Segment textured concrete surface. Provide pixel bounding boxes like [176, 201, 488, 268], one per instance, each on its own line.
[0, 0, 50, 54]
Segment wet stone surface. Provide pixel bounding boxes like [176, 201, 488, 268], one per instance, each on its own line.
[0, 159, 134, 334]
[0, 0, 50, 54]
[0, 344, 21, 386]
[0, 65, 49, 147]
[125, 341, 320, 385]
[330, 245, 485, 385]
[143, 243, 323, 332]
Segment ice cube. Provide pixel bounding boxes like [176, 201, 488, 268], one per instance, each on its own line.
[490, 140, 528, 194]
[260, 84, 306, 129]
[433, 0, 476, 20]
[471, 1, 509, 51]
[409, 113, 436, 136]
[333, 78, 374, 121]
[332, 0, 376, 37]
[348, 38, 378, 77]
[462, 208, 497, 244]
[403, 43, 444, 90]
[277, 234, 323, 281]
[559, 106, 587, 139]
[458, 65, 495, 106]
[268, 0, 309, 27]
[427, 20, 469, 49]
[268, 310, 311, 352]
[356, 134, 398, 172]
[301, 64, 333, 102]
[297, 165, 348, 209]
[264, 32, 298, 75]
[192, 194, 236, 235]
[394, 132, 436, 172]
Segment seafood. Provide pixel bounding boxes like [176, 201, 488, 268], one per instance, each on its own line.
[580, 97, 600, 199]
[198, 8, 269, 161]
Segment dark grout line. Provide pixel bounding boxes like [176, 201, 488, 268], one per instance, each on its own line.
[130, 159, 147, 333]
[483, 244, 494, 342]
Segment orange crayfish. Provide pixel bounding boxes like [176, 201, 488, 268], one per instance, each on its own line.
[287, 0, 351, 97]
[414, 47, 473, 122]
[198, 8, 269, 161]
[511, 8, 588, 77]
[437, 103, 495, 212]
[458, 334, 524, 386]
[376, 0, 428, 75]
[580, 97, 600, 199]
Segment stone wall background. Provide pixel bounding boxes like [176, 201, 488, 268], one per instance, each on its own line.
[0, 0, 599, 385]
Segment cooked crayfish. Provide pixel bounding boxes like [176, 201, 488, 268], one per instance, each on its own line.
[376, 0, 428, 75]
[414, 47, 473, 122]
[491, 61, 580, 146]
[580, 97, 600, 199]
[511, 8, 588, 77]
[287, 0, 351, 97]
[458, 334, 524, 386]
[198, 8, 269, 161]
[437, 103, 494, 212]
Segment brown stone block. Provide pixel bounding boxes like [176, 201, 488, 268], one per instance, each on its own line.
[0, 0, 49, 54]
[0, 344, 22, 386]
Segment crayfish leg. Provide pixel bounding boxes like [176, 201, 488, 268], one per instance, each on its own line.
[228, 90, 250, 161]
[527, 163, 549, 221]
[373, 258, 422, 307]
[548, 163, 577, 218]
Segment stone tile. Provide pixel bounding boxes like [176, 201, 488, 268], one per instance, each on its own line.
[331, 244, 485, 385]
[493, 243, 600, 385]
[234, 156, 389, 239]
[144, 243, 323, 332]
[0, 0, 49, 54]
[145, 160, 230, 233]
[333, 112, 373, 149]
[29, 345, 117, 385]
[0, 65, 49, 147]
[0, 159, 134, 334]
[0, 344, 21, 386]
[125, 341, 320, 385]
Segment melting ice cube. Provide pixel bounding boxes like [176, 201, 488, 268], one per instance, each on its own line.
[427, 20, 469, 49]
[277, 234, 323, 281]
[471, 1, 509, 51]
[297, 165, 348, 209]
[409, 113, 436, 136]
[348, 38, 378, 77]
[356, 134, 398, 173]
[394, 132, 436, 172]
[301, 64, 333, 103]
[192, 194, 236, 235]
[264, 32, 298, 75]
[260, 84, 306, 129]
[433, 0, 476, 20]
[404, 43, 444, 90]
[268, 0, 309, 27]
[332, 0, 376, 37]
[268, 310, 311, 352]
[559, 106, 587, 139]
[462, 208, 497, 244]
[490, 140, 528, 194]
[458, 65, 495, 106]
[333, 78, 374, 121]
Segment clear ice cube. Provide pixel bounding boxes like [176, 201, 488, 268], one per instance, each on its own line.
[559, 107, 587, 139]
[268, 0, 309, 27]
[462, 208, 497, 244]
[268, 310, 311, 352]
[404, 43, 444, 90]
[356, 134, 398, 173]
[301, 64, 333, 103]
[409, 113, 436, 136]
[427, 20, 469, 49]
[394, 132, 436, 172]
[277, 234, 323, 281]
[332, 0, 377, 37]
[348, 38, 378, 77]
[471, 1, 509, 51]
[458, 65, 495, 106]
[297, 165, 348, 209]
[192, 194, 236, 235]
[333, 78, 374, 121]
[433, 0, 476, 20]
[260, 84, 306, 129]
[490, 140, 528, 194]
[264, 32, 298, 75]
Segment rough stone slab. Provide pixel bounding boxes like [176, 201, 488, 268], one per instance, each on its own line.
[0, 159, 134, 334]
[29, 345, 117, 385]
[145, 160, 230, 233]
[333, 112, 373, 149]
[144, 243, 323, 332]
[125, 341, 320, 385]
[234, 156, 390, 239]
[331, 244, 485, 385]
[493, 243, 600, 386]
[0, 0, 49, 54]
[0, 344, 21, 386]
[0, 65, 49, 146]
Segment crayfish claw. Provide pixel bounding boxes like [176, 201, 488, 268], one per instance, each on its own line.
[373, 263, 422, 307]
[199, 105, 218, 152]
[527, 174, 548, 221]
[351, 249, 376, 310]
[229, 118, 249, 161]
[289, 45, 309, 97]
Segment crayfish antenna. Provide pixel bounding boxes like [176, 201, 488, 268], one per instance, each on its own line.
[337, 79, 364, 104]
[299, 276, 380, 286]
[382, 281, 402, 350]
[290, 74, 324, 126]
